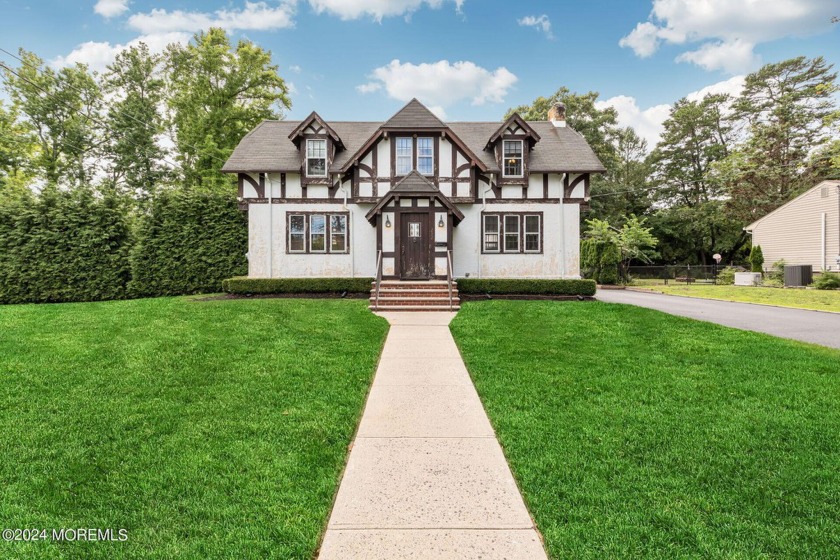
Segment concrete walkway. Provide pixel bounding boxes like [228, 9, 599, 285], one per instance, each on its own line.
[598, 289, 840, 350]
[318, 312, 547, 560]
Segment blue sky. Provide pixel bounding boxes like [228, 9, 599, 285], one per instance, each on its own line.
[1, 0, 838, 146]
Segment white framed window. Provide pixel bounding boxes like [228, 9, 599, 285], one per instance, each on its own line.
[483, 215, 500, 252]
[524, 214, 540, 253]
[482, 213, 542, 254]
[287, 213, 349, 254]
[310, 214, 327, 252]
[289, 214, 306, 253]
[503, 140, 523, 178]
[306, 139, 327, 177]
[330, 215, 347, 252]
[417, 137, 433, 175]
[504, 215, 520, 252]
[396, 137, 412, 175]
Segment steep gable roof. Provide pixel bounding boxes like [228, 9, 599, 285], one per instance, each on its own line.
[383, 98, 446, 129]
[365, 171, 465, 225]
[222, 100, 606, 175]
[486, 113, 541, 149]
[288, 111, 344, 150]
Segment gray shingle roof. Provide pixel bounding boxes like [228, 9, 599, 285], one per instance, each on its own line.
[222, 108, 605, 174]
[383, 98, 446, 128]
[392, 170, 438, 192]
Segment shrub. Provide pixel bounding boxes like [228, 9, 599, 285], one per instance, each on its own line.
[0, 187, 132, 304]
[581, 238, 621, 285]
[456, 278, 596, 297]
[813, 272, 840, 290]
[224, 277, 374, 294]
[129, 191, 247, 297]
[749, 245, 764, 273]
[764, 259, 786, 286]
[716, 266, 740, 285]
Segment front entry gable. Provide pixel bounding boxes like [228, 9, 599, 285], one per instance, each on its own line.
[365, 171, 465, 225]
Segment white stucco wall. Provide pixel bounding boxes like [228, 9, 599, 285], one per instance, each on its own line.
[244, 171, 583, 280]
[452, 201, 581, 279]
[248, 202, 378, 278]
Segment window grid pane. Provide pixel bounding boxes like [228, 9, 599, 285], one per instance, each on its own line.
[503, 140, 523, 177]
[306, 139, 327, 177]
[330, 215, 347, 252]
[525, 215, 540, 252]
[483, 215, 500, 252]
[504, 215, 520, 252]
[525, 215, 540, 233]
[310, 215, 326, 252]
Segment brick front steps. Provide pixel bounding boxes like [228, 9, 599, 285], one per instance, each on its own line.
[369, 280, 460, 311]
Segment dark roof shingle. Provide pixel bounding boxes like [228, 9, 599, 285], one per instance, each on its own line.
[222, 107, 605, 174]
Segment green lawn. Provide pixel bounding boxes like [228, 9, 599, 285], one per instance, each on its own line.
[451, 301, 840, 559]
[0, 297, 388, 560]
[632, 284, 840, 313]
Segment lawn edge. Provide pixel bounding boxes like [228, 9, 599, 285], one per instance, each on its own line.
[312, 313, 391, 560]
[623, 286, 840, 315]
[448, 308, 552, 560]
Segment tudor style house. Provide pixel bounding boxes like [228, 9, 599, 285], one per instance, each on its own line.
[223, 99, 604, 307]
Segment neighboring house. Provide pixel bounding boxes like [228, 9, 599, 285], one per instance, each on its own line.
[745, 180, 840, 272]
[222, 99, 605, 281]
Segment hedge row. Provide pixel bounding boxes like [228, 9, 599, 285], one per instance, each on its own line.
[0, 189, 247, 304]
[0, 188, 132, 304]
[456, 278, 596, 296]
[223, 277, 374, 294]
[129, 191, 247, 297]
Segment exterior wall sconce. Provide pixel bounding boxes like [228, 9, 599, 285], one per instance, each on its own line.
[385, 216, 391, 228]
[438, 216, 445, 228]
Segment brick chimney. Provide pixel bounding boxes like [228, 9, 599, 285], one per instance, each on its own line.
[548, 102, 566, 127]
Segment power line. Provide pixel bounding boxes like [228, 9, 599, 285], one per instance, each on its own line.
[0, 60, 182, 173]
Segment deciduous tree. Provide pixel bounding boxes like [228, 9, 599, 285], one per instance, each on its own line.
[2, 50, 101, 187]
[102, 43, 170, 202]
[165, 28, 291, 191]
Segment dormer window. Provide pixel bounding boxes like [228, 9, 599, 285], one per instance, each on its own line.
[503, 140, 523, 178]
[306, 139, 327, 177]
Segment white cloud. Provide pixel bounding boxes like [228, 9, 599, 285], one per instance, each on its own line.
[620, 0, 836, 73]
[307, 0, 463, 21]
[357, 59, 517, 111]
[676, 39, 759, 75]
[597, 76, 747, 148]
[94, 0, 130, 18]
[596, 96, 671, 149]
[685, 74, 746, 102]
[52, 32, 191, 73]
[128, 1, 296, 34]
[518, 14, 553, 39]
[289, 64, 302, 73]
[355, 82, 382, 94]
[619, 22, 661, 58]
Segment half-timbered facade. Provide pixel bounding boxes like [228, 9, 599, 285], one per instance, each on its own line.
[222, 99, 605, 280]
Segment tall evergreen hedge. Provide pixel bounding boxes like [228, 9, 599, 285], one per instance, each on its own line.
[0, 188, 132, 304]
[128, 190, 247, 297]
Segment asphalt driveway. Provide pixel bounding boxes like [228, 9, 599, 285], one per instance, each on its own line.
[597, 289, 840, 350]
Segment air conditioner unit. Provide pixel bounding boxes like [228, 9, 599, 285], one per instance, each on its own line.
[784, 265, 813, 287]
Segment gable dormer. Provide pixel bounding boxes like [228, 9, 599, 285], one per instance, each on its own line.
[486, 113, 540, 184]
[289, 111, 344, 184]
